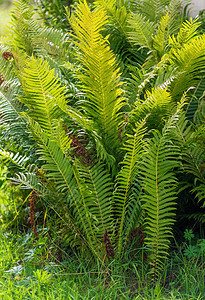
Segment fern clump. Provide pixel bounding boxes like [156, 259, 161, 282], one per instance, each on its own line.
[0, 0, 204, 283]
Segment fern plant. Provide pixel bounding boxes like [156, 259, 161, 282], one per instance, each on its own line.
[0, 0, 205, 283]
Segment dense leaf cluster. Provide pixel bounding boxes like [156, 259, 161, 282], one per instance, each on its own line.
[0, 0, 204, 281]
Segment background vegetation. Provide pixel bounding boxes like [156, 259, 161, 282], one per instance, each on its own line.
[0, 0, 204, 298]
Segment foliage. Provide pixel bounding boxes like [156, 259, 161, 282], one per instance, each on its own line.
[32, 0, 70, 31]
[0, 0, 204, 284]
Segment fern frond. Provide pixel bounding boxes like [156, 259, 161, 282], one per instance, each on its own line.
[49, 120, 72, 156]
[132, 0, 170, 24]
[20, 56, 67, 134]
[29, 119, 106, 259]
[169, 18, 201, 47]
[65, 107, 117, 169]
[129, 87, 172, 132]
[0, 149, 31, 171]
[0, 79, 31, 141]
[74, 160, 114, 248]
[142, 108, 181, 281]
[94, 0, 148, 78]
[94, 0, 129, 37]
[152, 13, 170, 59]
[128, 13, 154, 49]
[169, 34, 205, 99]
[114, 119, 147, 257]
[70, 1, 126, 151]
[166, 0, 183, 37]
[6, 0, 45, 56]
[11, 172, 42, 191]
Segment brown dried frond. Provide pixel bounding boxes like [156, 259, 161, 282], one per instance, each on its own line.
[103, 230, 115, 259]
[70, 134, 92, 165]
[2, 51, 14, 61]
[28, 191, 38, 239]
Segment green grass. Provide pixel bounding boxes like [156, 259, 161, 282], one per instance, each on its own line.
[0, 226, 205, 299]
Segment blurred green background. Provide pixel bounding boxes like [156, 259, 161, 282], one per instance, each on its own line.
[0, 0, 13, 35]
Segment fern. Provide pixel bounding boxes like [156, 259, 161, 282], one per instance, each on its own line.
[142, 106, 182, 281]
[0, 80, 29, 139]
[20, 56, 68, 134]
[152, 13, 170, 59]
[114, 119, 147, 257]
[93, 0, 148, 78]
[6, 0, 45, 56]
[168, 33, 205, 99]
[129, 87, 172, 132]
[28, 119, 112, 259]
[94, 0, 129, 37]
[128, 13, 154, 50]
[70, 1, 126, 153]
[133, 0, 170, 23]
[74, 161, 114, 250]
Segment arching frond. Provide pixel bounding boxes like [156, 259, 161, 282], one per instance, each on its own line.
[129, 87, 172, 132]
[0, 149, 31, 172]
[0, 80, 29, 139]
[128, 13, 154, 49]
[70, 1, 126, 152]
[28, 119, 108, 259]
[169, 34, 205, 99]
[94, 0, 147, 77]
[169, 18, 201, 47]
[6, 0, 46, 56]
[20, 56, 68, 134]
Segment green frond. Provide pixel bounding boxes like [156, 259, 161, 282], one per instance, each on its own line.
[182, 132, 205, 205]
[166, 0, 183, 37]
[65, 107, 117, 169]
[186, 78, 205, 122]
[0, 80, 28, 139]
[6, 0, 45, 56]
[28, 119, 106, 259]
[169, 35, 205, 99]
[132, 0, 170, 23]
[94, 0, 129, 37]
[129, 87, 172, 131]
[128, 13, 154, 49]
[194, 92, 205, 123]
[169, 18, 201, 47]
[94, 0, 148, 78]
[74, 160, 114, 244]
[152, 13, 170, 59]
[142, 108, 182, 281]
[20, 56, 68, 134]
[70, 1, 126, 151]
[50, 120, 72, 156]
[174, 106, 205, 205]
[185, 151, 205, 205]
[114, 119, 147, 257]
[0, 149, 31, 172]
[11, 171, 42, 191]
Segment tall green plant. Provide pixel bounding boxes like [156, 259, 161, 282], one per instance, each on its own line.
[0, 0, 204, 282]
